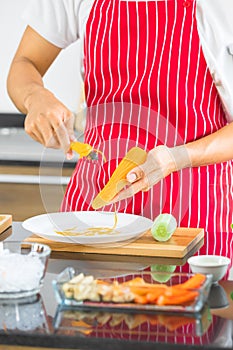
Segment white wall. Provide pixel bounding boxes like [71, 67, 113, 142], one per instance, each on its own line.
[0, 0, 82, 114]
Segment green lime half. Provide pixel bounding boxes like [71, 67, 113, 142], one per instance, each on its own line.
[150, 264, 177, 282]
[151, 213, 177, 242]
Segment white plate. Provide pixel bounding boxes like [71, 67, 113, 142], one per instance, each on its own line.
[22, 212, 153, 246]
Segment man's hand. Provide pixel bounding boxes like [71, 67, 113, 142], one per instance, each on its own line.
[7, 26, 76, 157]
[24, 87, 75, 157]
[111, 145, 191, 203]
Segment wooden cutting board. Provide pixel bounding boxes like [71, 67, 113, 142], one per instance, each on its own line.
[25, 227, 204, 259]
[0, 214, 12, 234]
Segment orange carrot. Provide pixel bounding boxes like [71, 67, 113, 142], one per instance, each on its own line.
[129, 287, 149, 296]
[96, 280, 111, 285]
[175, 273, 206, 290]
[130, 285, 167, 296]
[157, 291, 198, 306]
[164, 286, 189, 297]
[122, 277, 146, 286]
[146, 291, 162, 303]
[134, 295, 148, 304]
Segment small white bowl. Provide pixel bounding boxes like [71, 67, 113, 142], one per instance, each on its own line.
[187, 255, 231, 283]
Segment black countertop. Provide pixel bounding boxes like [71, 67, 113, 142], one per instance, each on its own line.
[0, 223, 233, 350]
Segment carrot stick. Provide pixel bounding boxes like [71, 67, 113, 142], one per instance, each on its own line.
[157, 291, 198, 306]
[146, 291, 163, 303]
[96, 280, 111, 285]
[164, 286, 189, 297]
[122, 277, 146, 286]
[128, 286, 149, 296]
[134, 295, 148, 304]
[175, 273, 206, 290]
[130, 285, 167, 296]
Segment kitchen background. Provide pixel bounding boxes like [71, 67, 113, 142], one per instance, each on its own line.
[0, 0, 83, 220]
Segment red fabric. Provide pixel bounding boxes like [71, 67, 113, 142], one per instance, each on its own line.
[60, 2, 233, 343]
[61, 0, 233, 261]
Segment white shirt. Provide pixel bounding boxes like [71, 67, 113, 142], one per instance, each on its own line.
[22, 0, 233, 122]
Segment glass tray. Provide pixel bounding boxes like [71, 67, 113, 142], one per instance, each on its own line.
[52, 267, 212, 314]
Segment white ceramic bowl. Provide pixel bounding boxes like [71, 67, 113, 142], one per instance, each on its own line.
[187, 255, 231, 283]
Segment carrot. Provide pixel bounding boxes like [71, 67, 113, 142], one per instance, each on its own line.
[157, 290, 198, 306]
[146, 291, 163, 303]
[130, 285, 167, 296]
[134, 295, 148, 304]
[129, 286, 149, 296]
[175, 273, 206, 290]
[128, 275, 205, 306]
[143, 283, 168, 289]
[92, 147, 147, 209]
[164, 286, 189, 297]
[96, 280, 111, 285]
[146, 286, 197, 304]
[122, 277, 146, 286]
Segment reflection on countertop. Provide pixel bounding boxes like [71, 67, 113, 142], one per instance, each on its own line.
[0, 294, 49, 333]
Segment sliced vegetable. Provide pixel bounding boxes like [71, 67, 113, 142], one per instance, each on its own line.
[157, 291, 199, 306]
[134, 295, 148, 304]
[129, 285, 167, 296]
[164, 286, 187, 297]
[92, 147, 147, 209]
[146, 290, 166, 303]
[62, 273, 206, 307]
[151, 213, 177, 242]
[175, 273, 206, 290]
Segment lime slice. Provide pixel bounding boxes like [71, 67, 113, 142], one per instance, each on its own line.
[150, 264, 177, 282]
[151, 213, 177, 242]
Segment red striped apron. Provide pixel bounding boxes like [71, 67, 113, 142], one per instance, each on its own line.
[61, 0, 233, 262]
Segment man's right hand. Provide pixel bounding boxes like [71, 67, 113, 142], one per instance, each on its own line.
[7, 26, 76, 158]
[24, 87, 75, 157]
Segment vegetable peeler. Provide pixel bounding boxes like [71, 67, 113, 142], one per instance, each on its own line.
[70, 141, 99, 160]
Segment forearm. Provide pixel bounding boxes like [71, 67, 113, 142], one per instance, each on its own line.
[7, 57, 46, 114]
[185, 122, 233, 167]
[6, 26, 74, 154]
